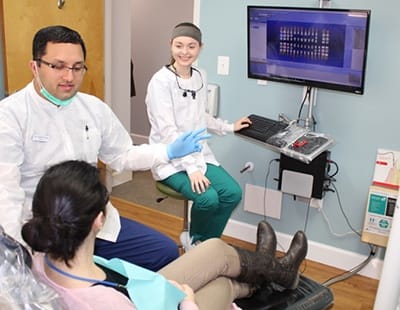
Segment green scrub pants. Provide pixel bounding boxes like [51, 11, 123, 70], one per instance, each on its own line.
[161, 164, 242, 243]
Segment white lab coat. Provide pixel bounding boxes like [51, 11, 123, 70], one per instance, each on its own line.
[0, 81, 168, 243]
[145, 66, 234, 180]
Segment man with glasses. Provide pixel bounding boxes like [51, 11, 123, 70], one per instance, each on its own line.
[0, 25, 209, 271]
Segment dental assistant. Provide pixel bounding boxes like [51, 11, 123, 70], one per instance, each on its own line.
[145, 22, 252, 249]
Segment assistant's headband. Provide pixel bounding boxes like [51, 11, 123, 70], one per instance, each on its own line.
[171, 23, 202, 44]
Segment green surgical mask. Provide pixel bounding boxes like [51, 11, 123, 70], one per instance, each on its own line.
[40, 86, 75, 107]
[34, 63, 75, 107]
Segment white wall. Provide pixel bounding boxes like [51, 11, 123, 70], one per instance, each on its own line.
[104, 0, 133, 188]
[104, 0, 131, 131]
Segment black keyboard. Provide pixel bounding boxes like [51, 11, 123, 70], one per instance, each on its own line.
[237, 114, 288, 143]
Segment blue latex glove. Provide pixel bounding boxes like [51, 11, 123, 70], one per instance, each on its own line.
[166, 128, 211, 160]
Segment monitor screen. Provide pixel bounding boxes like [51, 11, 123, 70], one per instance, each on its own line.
[247, 6, 371, 94]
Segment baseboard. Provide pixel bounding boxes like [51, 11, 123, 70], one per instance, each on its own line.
[111, 170, 132, 187]
[131, 133, 149, 145]
[223, 219, 383, 280]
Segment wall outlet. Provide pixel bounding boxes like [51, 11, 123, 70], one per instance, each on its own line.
[243, 183, 282, 219]
[297, 196, 324, 209]
[311, 197, 324, 209]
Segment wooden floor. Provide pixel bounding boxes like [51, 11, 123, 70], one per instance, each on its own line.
[111, 196, 378, 310]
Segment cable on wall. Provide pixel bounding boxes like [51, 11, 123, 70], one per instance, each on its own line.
[322, 245, 377, 287]
[262, 158, 280, 222]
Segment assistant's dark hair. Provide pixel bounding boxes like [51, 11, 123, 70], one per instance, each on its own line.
[32, 25, 87, 60]
[22, 160, 108, 265]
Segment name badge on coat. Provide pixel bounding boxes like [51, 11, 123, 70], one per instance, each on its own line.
[31, 135, 49, 143]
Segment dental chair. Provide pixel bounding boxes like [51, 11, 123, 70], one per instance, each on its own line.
[0, 225, 67, 309]
[0, 224, 334, 310]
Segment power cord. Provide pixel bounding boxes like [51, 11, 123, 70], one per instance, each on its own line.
[297, 86, 311, 124]
[298, 200, 312, 275]
[320, 208, 361, 237]
[261, 158, 287, 253]
[303, 199, 312, 233]
[321, 160, 361, 237]
[317, 159, 377, 286]
[262, 158, 280, 222]
[322, 244, 377, 287]
[330, 182, 361, 237]
[323, 159, 339, 194]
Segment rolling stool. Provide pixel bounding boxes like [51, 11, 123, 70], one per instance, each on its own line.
[155, 181, 191, 253]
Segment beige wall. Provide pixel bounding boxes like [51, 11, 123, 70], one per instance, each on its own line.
[130, 0, 194, 143]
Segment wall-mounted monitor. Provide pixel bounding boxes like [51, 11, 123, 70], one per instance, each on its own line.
[247, 6, 371, 94]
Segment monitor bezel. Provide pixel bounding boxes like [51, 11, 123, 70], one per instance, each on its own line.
[247, 6, 371, 95]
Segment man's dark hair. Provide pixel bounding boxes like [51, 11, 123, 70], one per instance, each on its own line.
[32, 25, 87, 60]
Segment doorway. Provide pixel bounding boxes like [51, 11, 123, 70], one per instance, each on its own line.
[130, 0, 194, 144]
[0, 0, 104, 99]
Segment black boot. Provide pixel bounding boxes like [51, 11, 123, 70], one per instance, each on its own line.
[276, 230, 308, 289]
[235, 229, 308, 290]
[235, 246, 277, 285]
[255, 220, 277, 254]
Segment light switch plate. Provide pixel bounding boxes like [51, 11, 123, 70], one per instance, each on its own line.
[207, 83, 219, 116]
[217, 56, 229, 75]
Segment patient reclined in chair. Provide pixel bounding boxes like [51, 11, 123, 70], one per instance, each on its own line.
[0, 223, 333, 310]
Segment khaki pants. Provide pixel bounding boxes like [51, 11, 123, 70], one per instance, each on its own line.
[159, 238, 251, 310]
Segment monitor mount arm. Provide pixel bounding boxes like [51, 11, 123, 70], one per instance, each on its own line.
[319, 0, 331, 8]
[279, 0, 328, 130]
[304, 87, 317, 130]
[278, 86, 317, 130]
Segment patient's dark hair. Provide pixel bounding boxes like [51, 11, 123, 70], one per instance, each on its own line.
[22, 160, 108, 265]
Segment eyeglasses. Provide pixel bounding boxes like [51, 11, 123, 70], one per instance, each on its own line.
[35, 59, 88, 75]
[174, 67, 203, 100]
